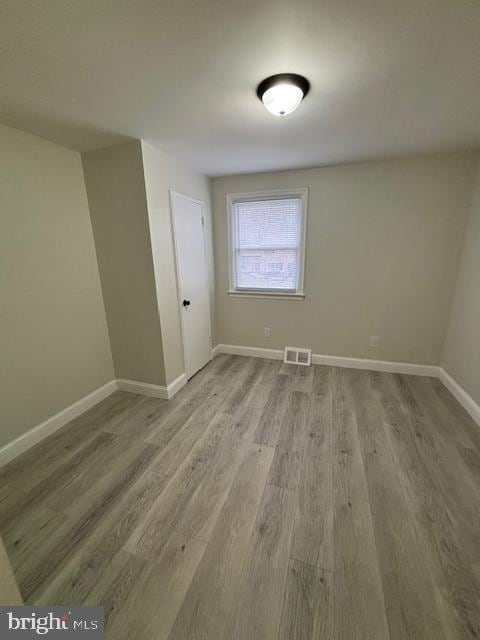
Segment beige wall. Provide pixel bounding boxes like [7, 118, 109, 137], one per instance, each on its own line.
[442, 160, 480, 404]
[2, 120, 477, 458]
[0, 124, 114, 449]
[82, 141, 166, 386]
[82, 139, 213, 388]
[141, 142, 214, 384]
[212, 152, 478, 365]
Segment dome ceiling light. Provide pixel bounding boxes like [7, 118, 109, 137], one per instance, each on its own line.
[257, 73, 310, 117]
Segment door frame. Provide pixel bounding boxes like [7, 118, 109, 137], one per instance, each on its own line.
[169, 189, 213, 379]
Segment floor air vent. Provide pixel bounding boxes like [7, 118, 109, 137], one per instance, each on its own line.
[283, 346, 312, 366]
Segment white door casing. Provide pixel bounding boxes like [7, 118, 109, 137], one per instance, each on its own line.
[170, 191, 212, 379]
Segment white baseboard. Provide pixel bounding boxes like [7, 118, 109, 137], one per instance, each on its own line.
[213, 343, 439, 377]
[117, 373, 187, 400]
[438, 368, 480, 426]
[213, 343, 479, 427]
[215, 344, 284, 361]
[3, 352, 476, 472]
[166, 373, 188, 398]
[310, 353, 439, 377]
[211, 345, 222, 358]
[117, 379, 168, 399]
[0, 371, 189, 469]
[0, 380, 118, 468]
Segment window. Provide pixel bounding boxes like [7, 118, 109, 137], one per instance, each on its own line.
[227, 189, 307, 298]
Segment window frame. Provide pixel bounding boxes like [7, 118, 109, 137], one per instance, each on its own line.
[226, 188, 308, 300]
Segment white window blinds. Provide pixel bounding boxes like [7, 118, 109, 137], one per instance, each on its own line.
[232, 197, 302, 291]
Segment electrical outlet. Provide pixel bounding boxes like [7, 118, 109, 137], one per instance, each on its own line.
[370, 335, 380, 348]
[263, 327, 271, 338]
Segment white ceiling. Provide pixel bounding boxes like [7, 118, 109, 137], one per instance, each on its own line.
[1, 0, 479, 176]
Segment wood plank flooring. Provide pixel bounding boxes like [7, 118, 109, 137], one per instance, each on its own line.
[1, 355, 479, 639]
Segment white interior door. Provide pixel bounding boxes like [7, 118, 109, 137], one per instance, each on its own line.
[171, 191, 212, 379]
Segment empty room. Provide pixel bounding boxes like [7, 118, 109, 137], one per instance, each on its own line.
[1, 1, 479, 638]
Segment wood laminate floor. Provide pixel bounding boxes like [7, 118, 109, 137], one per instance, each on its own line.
[1, 355, 480, 639]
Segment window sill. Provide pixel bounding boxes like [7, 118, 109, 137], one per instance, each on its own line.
[227, 290, 305, 300]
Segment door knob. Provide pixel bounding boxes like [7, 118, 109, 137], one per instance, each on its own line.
[182, 299, 191, 307]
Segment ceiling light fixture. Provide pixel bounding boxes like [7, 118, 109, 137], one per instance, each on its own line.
[257, 73, 310, 117]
